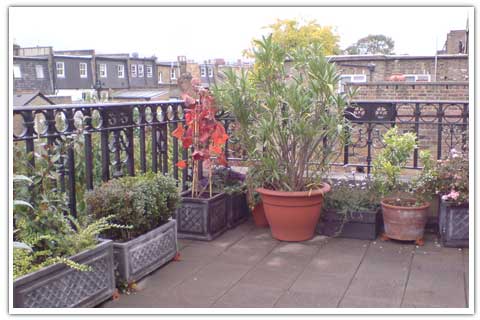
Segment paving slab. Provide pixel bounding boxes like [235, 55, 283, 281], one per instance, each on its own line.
[402, 248, 466, 308]
[213, 283, 284, 308]
[100, 221, 468, 309]
[275, 290, 342, 308]
[339, 240, 414, 307]
[464, 249, 469, 306]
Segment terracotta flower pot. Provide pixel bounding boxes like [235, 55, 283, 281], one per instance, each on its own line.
[381, 198, 430, 243]
[252, 201, 269, 228]
[257, 184, 331, 241]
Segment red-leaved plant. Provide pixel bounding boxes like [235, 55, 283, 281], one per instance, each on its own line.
[172, 79, 229, 198]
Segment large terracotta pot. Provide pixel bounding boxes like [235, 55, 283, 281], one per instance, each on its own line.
[252, 201, 269, 228]
[257, 184, 331, 241]
[381, 198, 430, 242]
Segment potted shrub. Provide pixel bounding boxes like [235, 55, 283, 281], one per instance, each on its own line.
[12, 161, 123, 308]
[214, 35, 351, 241]
[85, 172, 180, 286]
[373, 128, 436, 246]
[207, 167, 249, 229]
[172, 80, 229, 240]
[316, 177, 381, 240]
[435, 149, 469, 247]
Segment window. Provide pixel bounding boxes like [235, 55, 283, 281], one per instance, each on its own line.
[79, 63, 87, 78]
[131, 64, 137, 77]
[13, 64, 21, 78]
[138, 64, 144, 77]
[35, 65, 44, 79]
[99, 64, 107, 78]
[208, 67, 213, 78]
[200, 66, 206, 77]
[170, 68, 176, 80]
[158, 71, 163, 84]
[338, 74, 367, 92]
[146, 64, 153, 78]
[117, 64, 125, 78]
[404, 74, 431, 82]
[56, 61, 65, 78]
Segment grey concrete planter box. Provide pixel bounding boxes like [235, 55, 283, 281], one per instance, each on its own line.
[439, 200, 469, 248]
[113, 219, 177, 284]
[13, 239, 115, 308]
[316, 208, 382, 240]
[175, 191, 227, 240]
[226, 191, 249, 229]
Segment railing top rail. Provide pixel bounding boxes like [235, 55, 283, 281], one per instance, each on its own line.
[13, 99, 185, 112]
[12, 99, 469, 113]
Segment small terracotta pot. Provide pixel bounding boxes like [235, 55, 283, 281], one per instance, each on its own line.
[252, 202, 269, 228]
[381, 198, 430, 241]
[257, 184, 331, 242]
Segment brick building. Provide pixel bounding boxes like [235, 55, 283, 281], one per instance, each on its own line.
[328, 54, 468, 101]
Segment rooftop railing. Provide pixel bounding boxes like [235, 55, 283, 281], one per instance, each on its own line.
[13, 99, 468, 217]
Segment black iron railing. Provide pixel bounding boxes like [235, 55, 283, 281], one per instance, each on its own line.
[13, 99, 468, 216]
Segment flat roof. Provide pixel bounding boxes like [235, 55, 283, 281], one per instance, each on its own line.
[113, 90, 169, 99]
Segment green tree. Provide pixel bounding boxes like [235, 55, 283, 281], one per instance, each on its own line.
[244, 18, 341, 57]
[344, 34, 395, 55]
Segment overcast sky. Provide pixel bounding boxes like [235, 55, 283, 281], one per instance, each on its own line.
[10, 7, 471, 62]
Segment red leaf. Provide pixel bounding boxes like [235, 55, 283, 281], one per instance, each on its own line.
[210, 144, 222, 155]
[176, 160, 187, 169]
[181, 136, 192, 149]
[171, 125, 184, 139]
[181, 93, 196, 106]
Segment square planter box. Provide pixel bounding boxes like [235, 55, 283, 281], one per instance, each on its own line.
[439, 200, 469, 248]
[175, 191, 228, 240]
[13, 239, 115, 308]
[113, 219, 177, 284]
[226, 191, 249, 229]
[316, 208, 382, 240]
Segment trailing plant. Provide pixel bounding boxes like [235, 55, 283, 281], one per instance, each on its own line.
[213, 35, 351, 192]
[172, 81, 229, 198]
[85, 172, 180, 242]
[13, 214, 128, 279]
[324, 178, 379, 214]
[13, 152, 129, 279]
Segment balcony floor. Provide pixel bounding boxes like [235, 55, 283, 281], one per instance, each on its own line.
[101, 219, 469, 309]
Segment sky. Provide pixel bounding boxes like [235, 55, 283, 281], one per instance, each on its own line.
[10, 7, 471, 62]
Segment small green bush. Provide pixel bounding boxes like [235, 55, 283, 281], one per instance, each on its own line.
[86, 172, 180, 242]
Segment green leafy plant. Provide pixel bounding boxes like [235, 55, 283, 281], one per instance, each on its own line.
[324, 178, 379, 214]
[13, 149, 128, 279]
[372, 127, 417, 199]
[214, 34, 351, 193]
[85, 172, 180, 242]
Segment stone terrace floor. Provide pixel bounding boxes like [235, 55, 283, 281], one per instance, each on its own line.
[101, 219, 469, 308]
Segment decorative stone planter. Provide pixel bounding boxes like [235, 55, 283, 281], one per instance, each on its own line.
[316, 208, 382, 240]
[439, 200, 469, 248]
[175, 191, 228, 240]
[13, 239, 115, 308]
[226, 191, 249, 229]
[113, 220, 177, 284]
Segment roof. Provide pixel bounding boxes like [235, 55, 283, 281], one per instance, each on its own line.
[96, 55, 129, 61]
[13, 92, 54, 106]
[13, 56, 48, 61]
[112, 90, 169, 100]
[53, 54, 93, 59]
[157, 61, 179, 67]
[326, 54, 468, 62]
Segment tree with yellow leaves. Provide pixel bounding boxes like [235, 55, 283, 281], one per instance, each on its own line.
[244, 18, 341, 57]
